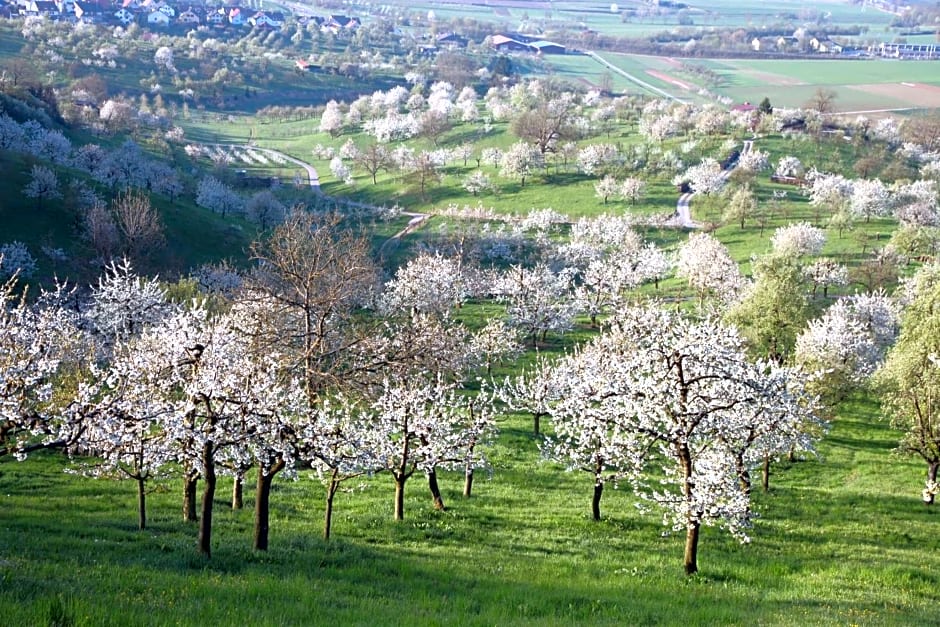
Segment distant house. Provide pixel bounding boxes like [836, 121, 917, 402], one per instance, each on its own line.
[205, 9, 224, 24]
[228, 7, 244, 25]
[72, 1, 106, 22]
[295, 58, 322, 72]
[775, 36, 798, 51]
[810, 37, 842, 54]
[113, 7, 133, 24]
[26, 0, 59, 16]
[491, 34, 532, 53]
[146, 10, 169, 25]
[177, 8, 199, 24]
[436, 32, 468, 47]
[751, 37, 761, 52]
[322, 14, 360, 34]
[248, 10, 283, 28]
[157, 3, 173, 18]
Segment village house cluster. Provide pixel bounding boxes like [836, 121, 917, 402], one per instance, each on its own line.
[750, 34, 938, 60]
[0, 0, 361, 32]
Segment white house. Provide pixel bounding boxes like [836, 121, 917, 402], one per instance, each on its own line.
[248, 11, 283, 27]
[146, 10, 169, 25]
[177, 8, 198, 24]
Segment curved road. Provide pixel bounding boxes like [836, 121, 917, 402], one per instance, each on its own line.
[670, 138, 754, 229]
[204, 142, 430, 252]
[253, 146, 320, 189]
[205, 143, 320, 189]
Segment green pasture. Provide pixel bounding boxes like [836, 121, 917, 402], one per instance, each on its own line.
[0, 391, 937, 625]
[583, 53, 940, 111]
[664, 0, 894, 28]
[701, 58, 940, 111]
[704, 59, 940, 89]
[536, 54, 648, 94]
[399, 0, 895, 38]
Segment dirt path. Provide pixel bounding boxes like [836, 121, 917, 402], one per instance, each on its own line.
[584, 51, 686, 103]
[378, 212, 430, 257]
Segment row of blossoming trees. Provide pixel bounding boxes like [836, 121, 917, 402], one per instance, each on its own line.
[3, 206, 940, 574]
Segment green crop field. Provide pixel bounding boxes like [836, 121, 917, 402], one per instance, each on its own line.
[705, 58, 940, 111]
[535, 54, 647, 94]
[570, 53, 940, 111]
[387, 0, 894, 39]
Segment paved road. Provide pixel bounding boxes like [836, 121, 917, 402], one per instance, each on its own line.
[252, 146, 320, 189]
[669, 138, 754, 229]
[204, 142, 433, 252]
[673, 191, 696, 228]
[205, 143, 321, 189]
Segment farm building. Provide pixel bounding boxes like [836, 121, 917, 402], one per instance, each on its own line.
[871, 42, 938, 59]
[436, 32, 468, 47]
[490, 34, 566, 55]
[529, 40, 566, 55]
[491, 34, 533, 53]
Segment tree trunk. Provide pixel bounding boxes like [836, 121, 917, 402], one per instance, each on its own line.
[678, 441, 699, 575]
[137, 476, 147, 531]
[463, 467, 474, 498]
[592, 482, 603, 521]
[232, 473, 244, 510]
[684, 521, 700, 576]
[762, 455, 771, 492]
[737, 457, 752, 498]
[198, 443, 216, 558]
[394, 473, 407, 521]
[183, 471, 198, 523]
[926, 461, 939, 506]
[254, 457, 285, 551]
[324, 471, 340, 540]
[533, 412, 541, 436]
[428, 469, 445, 511]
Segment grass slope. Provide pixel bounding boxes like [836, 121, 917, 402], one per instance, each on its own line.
[0, 149, 260, 284]
[0, 394, 937, 625]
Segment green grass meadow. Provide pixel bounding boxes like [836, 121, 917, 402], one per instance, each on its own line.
[5, 15, 940, 618]
[1, 393, 937, 625]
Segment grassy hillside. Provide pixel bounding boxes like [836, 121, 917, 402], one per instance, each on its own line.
[0, 149, 261, 284]
[0, 392, 936, 625]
